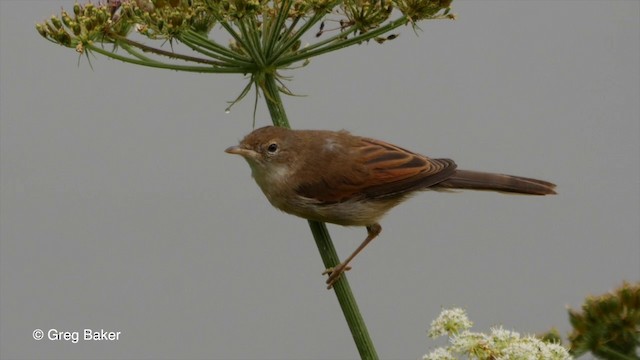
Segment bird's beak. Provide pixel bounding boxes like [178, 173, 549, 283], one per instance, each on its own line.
[225, 145, 254, 158]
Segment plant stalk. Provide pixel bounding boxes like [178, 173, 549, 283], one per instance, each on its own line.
[261, 73, 379, 360]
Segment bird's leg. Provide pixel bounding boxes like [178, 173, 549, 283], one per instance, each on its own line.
[323, 223, 382, 289]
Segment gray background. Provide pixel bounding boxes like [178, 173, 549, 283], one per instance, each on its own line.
[1, 1, 638, 359]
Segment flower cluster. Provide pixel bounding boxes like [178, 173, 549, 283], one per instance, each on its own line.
[568, 281, 640, 359]
[428, 308, 474, 338]
[36, 2, 122, 51]
[126, 0, 217, 38]
[35, 1, 217, 50]
[424, 308, 572, 360]
[35, 0, 454, 110]
[36, 0, 454, 62]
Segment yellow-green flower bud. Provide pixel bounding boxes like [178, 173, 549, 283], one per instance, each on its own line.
[84, 3, 95, 16]
[169, 12, 184, 27]
[50, 15, 63, 30]
[245, 0, 260, 12]
[73, 2, 81, 16]
[35, 23, 48, 38]
[191, 13, 216, 34]
[133, 5, 143, 17]
[82, 18, 95, 31]
[56, 28, 71, 46]
[61, 11, 73, 27]
[46, 21, 57, 35]
[71, 21, 81, 36]
[96, 9, 107, 24]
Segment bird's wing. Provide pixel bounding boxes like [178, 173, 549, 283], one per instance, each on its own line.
[294, 137, 457, 203]
[356, 137, 457, 199]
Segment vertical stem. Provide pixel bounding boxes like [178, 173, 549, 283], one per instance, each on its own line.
[306, 221, 379, 360]
[261, 73, 290, 128]
[261, 73, 379, 360]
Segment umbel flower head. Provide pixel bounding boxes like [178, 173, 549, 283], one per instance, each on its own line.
[36, 0, 454, 111]
[428, 307, 474, 338]
[423, 308, 572, 360]
[36, 0, 454, 74]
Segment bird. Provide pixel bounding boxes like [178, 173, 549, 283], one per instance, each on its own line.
[225, 126, 556, 288]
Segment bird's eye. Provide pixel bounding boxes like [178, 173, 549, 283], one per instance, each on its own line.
[266, 143, 279, 154]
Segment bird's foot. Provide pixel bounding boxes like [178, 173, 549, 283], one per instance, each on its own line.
[322, 264, 352, 289]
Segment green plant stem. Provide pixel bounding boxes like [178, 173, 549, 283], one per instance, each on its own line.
[263, 0, 294, 58]
[261, 73, 290, 127]
[275, 15, 409, 67]
[113, 35, 226, 66]
[306, 221, 379, 360]
[86, 44, 245, 73]
[261, 73, 378, 360]
[180, 32, 254, 65]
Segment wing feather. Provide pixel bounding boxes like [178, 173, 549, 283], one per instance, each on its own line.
[295, 136, 457, 203]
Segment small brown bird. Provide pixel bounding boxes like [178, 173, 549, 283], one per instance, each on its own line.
[226, 126, 556, 288]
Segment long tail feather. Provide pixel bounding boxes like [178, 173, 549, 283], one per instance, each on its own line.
[435, 170, 556, 195]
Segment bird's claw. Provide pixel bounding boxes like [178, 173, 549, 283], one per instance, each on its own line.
[322, 264, 352, 289]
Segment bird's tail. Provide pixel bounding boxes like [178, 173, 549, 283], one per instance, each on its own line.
[435, 170, 556, 195]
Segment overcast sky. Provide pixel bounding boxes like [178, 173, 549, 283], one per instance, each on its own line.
[1, 1, 638, 359]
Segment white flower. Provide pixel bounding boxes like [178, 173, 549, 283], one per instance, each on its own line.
[449, 330, 476, 351]
[423, 309, 573, 360]
[542, 342, 572, 360]
[498, 341, 540, 360]
[423, 347, 456, 360]
[489, 326, 521, 351]
[490, 326, 520, 342]
[428, 308, 473, 338]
